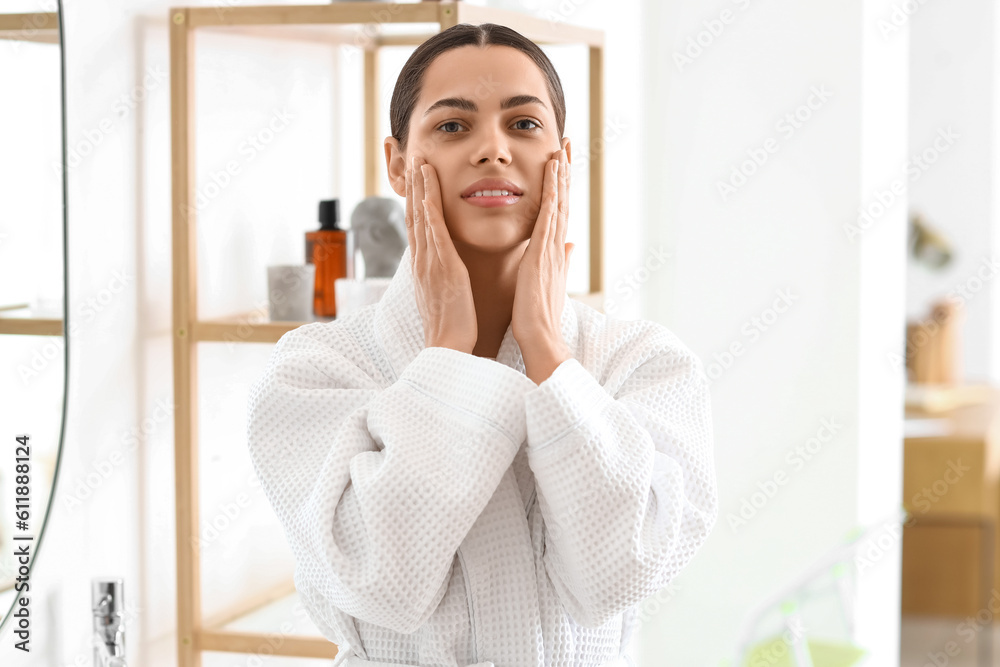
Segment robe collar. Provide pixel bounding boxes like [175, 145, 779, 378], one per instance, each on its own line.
[373, 245, 579, 381]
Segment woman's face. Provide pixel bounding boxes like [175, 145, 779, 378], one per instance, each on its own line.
[387, 45, 570, 254]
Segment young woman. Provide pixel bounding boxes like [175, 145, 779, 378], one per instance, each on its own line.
[247, 22, 718, 667]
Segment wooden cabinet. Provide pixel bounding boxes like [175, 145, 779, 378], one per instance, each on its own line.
[901, 386, 1000, 617]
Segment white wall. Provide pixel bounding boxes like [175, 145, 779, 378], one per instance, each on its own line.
[640, 0, 907, 665]
[905, 0, 1000, 385]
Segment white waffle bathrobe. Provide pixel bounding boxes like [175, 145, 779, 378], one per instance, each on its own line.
[246, 246, 718, 667]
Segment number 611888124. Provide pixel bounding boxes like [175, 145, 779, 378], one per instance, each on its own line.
[14, 434, 30, 531]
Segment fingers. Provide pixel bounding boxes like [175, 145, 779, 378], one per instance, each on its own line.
[420, 164, 451, 257]
[418, 164, 447, 257]
[404, 164, 417, 262]
[557, 149, 569, 248]
[412, 156, 434, 261]
[532, 158, 559, 250]
[421, 162, 446, 233]
[423, 197, 449, 257]
[407, 162, 426, 263]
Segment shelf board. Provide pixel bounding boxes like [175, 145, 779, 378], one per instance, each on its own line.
[192, 312, 317, 343]
[199, 578, 338, 658]
[0, 12, 59, 44]
[194, 21, 373, 47]
[177, 2, 603, 47]
[904, 382, 996, 415]
[202, 577, 297, 631]
[0, 304, 63, 336]
[185, 2, 441, 29]
[192, 292, 603, 345]
[199, 630, 338, 657]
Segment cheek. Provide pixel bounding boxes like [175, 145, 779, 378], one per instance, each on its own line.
[524, 176, 548, 218]
[422, 161, 456, 200]
[438, 179, 460, 203]
[529, 164, 551, 204]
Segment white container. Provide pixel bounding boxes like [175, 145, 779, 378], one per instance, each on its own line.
[334, 278, 391, 318]
[267, 265, 315, 322]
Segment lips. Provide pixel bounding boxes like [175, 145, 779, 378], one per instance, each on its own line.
[461, 178, 524, 198]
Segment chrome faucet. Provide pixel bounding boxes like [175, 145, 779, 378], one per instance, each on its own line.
[92, 578, 127, 667]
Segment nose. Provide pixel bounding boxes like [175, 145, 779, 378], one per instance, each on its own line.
[473, 124, 511, 165]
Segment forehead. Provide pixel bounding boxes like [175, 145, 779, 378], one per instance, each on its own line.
[416, 44, 552, 112]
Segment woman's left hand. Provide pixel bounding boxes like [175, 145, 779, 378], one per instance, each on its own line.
[513, 148, 575, 384]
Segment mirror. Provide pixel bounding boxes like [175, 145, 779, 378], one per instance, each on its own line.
[0, 1, 68, 635]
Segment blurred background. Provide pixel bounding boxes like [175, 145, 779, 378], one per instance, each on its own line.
[1, 0, 999, 665]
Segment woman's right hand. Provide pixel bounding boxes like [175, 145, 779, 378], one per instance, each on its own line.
[405, 156, 478, 353]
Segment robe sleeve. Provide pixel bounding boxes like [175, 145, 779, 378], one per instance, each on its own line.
[247, 324, 537, 635]
[524, 324, 718, 629]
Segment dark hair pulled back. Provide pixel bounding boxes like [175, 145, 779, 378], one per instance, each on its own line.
[389, 22, 567, 153]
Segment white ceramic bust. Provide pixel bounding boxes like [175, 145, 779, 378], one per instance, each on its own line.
[351, 196, 408, 278]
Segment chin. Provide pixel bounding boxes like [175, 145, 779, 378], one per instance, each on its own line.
[453, 234, 529, 254]
[445, 213, 530, 253]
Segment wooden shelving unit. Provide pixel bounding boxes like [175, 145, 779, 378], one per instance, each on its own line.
[170, 3, 604, 665]
[0, 12, 64, 340]
[0, 12, 60, 44]
[0, 304, 62, 337]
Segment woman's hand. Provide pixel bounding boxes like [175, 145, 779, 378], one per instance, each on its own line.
[405, 155, 478, 353]
[512, 149, 575, 384]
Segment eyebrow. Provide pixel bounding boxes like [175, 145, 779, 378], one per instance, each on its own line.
[422, 94, 547, 117]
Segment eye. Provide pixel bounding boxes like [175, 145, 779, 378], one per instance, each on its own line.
[436, 121, 464, 133]
[435, 118, 540, 134]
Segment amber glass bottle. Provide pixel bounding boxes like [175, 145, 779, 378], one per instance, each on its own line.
[306, 199, 347, 318]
